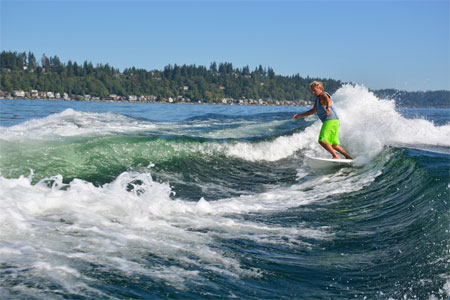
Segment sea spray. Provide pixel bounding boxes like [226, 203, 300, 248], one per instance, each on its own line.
[334, 84, 450, 154]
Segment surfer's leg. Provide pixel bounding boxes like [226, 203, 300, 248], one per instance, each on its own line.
[319, 141, 340, 159]
[332, 145, 352, 159]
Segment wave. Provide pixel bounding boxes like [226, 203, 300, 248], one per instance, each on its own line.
[0, 164, 352, 293]
[0, 145, 448, 299]
[0, 86, 449, 299]
[0, 108, 154, 139]
[0, 108, 299, 144]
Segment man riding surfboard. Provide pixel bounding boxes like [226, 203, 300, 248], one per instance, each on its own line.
[293, 81, 352, 160]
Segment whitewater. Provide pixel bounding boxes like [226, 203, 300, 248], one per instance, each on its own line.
[0, 85, 449, 299]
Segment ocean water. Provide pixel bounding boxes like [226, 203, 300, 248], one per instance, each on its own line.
[0, 84, 449, 300]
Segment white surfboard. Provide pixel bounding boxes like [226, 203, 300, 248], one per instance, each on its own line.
[305, 156, 353, 169]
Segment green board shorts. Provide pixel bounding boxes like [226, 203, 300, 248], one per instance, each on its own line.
[318, 119, 340, 145]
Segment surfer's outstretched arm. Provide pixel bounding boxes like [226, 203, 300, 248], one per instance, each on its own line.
[293, 103, 317, 119]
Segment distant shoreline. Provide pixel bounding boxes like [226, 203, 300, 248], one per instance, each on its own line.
[1, 97, 449, 109]
[0, 97, 304, 107]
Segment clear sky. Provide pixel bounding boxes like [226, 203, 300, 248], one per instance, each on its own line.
[1, 0, 449, 91]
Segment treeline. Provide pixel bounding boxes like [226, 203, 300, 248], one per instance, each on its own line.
[1, 51, 448, 107]
[374, 89, 449, 108]
[0, 51, 342, 102]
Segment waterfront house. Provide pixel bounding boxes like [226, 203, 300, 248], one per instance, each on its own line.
[13, 90, 25, 98]
[31, 90, 39, 98]
[108, 94, 120, 101]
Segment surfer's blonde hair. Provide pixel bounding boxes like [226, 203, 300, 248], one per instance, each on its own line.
[310, 81, 323, 90]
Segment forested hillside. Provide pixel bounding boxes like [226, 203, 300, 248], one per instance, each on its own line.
[1, 51, 448, 107]
[0, 51, 341, 103]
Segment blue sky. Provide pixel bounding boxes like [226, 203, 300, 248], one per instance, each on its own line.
[1, 0, 449, 91]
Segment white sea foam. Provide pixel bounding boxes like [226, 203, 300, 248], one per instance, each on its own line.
[221, 122, 320, 162]
[0, 108, 163, 139]
[0, 155, 378, 292]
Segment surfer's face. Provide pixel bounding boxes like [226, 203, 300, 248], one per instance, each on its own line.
[311, 86, 322, 96]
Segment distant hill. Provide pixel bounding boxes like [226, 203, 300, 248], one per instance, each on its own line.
[1, 51, 449, 107]
[374, 89, 450, 108]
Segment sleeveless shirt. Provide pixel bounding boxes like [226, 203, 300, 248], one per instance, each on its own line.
[315, 92, 338, 122]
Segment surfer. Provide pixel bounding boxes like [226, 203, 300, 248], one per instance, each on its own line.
[293, 81, 352, 160]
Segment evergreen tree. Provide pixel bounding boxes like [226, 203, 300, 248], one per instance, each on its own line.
[28, 52, 37, 71]
[41, 54, 50, 70]
[210, 62, 217, 73]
